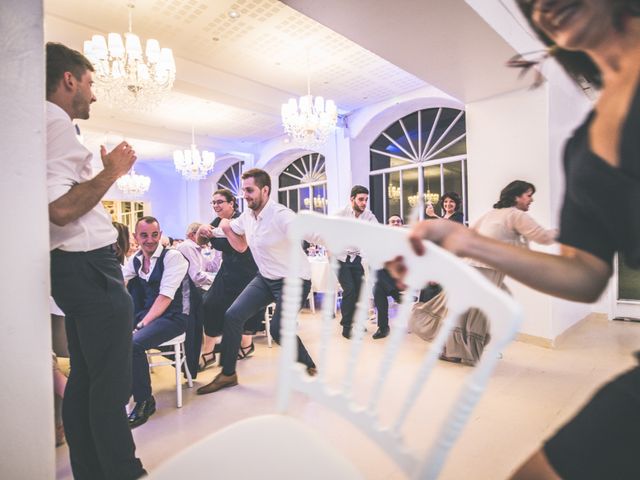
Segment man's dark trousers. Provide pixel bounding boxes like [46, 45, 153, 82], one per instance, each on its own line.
[51, 246, 144, 480]
[337, 256, 364, 330]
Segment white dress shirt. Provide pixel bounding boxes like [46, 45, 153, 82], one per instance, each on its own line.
[122, 245, 189, 299]
[177, 238, 216, 289]
[333, 204, 379, 262]
[47, 101, 116, 252]
[228, 200, 312, 280]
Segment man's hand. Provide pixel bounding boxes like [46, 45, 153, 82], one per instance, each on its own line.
[197, 224, 214, 240]
[100, 141, 136, 180]
[384, 256, 408, 290]
[49, 141, 137, 227]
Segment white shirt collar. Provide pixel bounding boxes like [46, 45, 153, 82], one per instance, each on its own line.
[135, 243, 165, 262]
[46, 101, 71, 122]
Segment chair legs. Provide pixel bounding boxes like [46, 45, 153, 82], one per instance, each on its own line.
[308, 291, 316, 313]
[147, 337, 192, 409]
[264, 304, 275, 348]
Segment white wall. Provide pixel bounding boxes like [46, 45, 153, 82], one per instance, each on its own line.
[466, 87, 556, 338]
[466, 82, 594, 340]
[0, 0, 56, 478]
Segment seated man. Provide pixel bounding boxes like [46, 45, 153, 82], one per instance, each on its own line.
[123, 216, 189, 428]
[372, 215, 404, 339]
[177, 221, 220, 293]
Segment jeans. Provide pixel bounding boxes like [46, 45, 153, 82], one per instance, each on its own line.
[221, 274, 315, 376]
[131, 313, 187, 402]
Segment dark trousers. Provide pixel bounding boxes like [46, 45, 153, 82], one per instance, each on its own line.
[337, 257, 364, 328]
[221, 274, 315, 376]
[131, 313, 187, 402]
[202, 277, 264, 337]
[51, 246, 145, 480]
[373, 269, 401, 330]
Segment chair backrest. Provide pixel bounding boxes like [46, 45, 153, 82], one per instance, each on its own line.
[278, 211, 522, 479]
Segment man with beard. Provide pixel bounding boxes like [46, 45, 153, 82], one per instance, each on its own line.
[197, 168, 317, 395]
[46, 42, 145, 479]
[334, 185, 379, 339]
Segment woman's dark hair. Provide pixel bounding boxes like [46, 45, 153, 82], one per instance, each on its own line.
[493, 180, 536, 209]
[515, 0, 640, 89]
[440, 192, 461, 212]
[213, 188, 238, 211]
[112, 222, 130, 265]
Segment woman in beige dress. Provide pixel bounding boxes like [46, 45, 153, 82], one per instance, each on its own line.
[441, 180, 556, 364]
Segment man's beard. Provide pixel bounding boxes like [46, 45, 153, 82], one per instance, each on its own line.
[249, 197, 263, 211]
[72, 91, 90, 120]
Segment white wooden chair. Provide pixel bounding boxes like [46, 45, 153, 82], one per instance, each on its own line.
[147, 333, 193, 408]
[151, 212, 522, 479]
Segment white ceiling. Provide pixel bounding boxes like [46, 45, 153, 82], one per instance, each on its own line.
[44, 0, 430, 160]
[44, 0, 529, 163]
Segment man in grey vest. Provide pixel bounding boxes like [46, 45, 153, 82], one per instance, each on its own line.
[123, 216, 189, 428]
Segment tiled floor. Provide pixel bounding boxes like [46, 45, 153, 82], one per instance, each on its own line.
[56, 312, 640, 479]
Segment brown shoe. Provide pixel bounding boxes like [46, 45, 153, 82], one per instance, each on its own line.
[197, 372, 238, 395]
[306, 366, 318, 377]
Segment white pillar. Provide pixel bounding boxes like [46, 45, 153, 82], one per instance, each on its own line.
[0, 0, 55, 478]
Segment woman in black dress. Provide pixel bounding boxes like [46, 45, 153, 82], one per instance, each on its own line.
[199, 188, 263, 369]
[407, 0, 640, 477]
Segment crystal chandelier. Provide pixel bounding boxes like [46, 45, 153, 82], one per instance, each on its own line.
[407, 191, 440, 208]
[303, 195, 327, 210]
[281, 72, 338, 149]
[116, 168, 151, 196]
[387, 183, 401, 201]
[83, 3, 176, 111]
[173, 127, 215, 180]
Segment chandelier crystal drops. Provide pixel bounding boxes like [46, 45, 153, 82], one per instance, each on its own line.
[83, 3, 176, 111]
[281, 75, 338, 148]
[173, 127, 215, 180]
[116, 168, 151, 197]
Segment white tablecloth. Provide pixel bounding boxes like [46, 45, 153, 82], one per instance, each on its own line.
[308, 256, 338, 293]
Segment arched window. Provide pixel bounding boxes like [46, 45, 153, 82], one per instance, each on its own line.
[278, 153, 327, 214]
[369, 107, 467, 224]
[217, 161, 244, 211]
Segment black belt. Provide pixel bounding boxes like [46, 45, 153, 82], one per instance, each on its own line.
[51, 243, 116, 256]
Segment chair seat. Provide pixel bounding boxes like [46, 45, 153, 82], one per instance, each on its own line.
[157, 333, 186, 347]
[151, 414, 362, 479]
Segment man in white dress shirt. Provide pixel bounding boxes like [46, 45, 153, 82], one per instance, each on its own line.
[177, 222, 220, 291]
[334, 185, 379, 338]
[46, 42, 145, 479]
[197, 168, 317, 395]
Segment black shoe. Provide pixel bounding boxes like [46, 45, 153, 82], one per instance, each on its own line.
[199, 350, 216, 372]
[372, 327, 390, 339]
[128, 396, 156, 429]
[341, 326, 351, 339]
[237, 342, 255, 360]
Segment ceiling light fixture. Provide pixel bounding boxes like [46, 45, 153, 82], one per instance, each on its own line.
[281, 59, 338, 149]
[173, 127, 216, 180]
[116, 168, 151, 196]
[83, 2, 176, 111]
